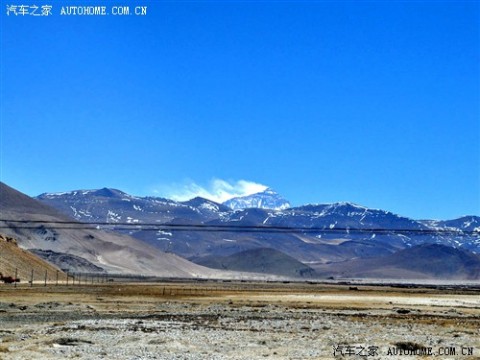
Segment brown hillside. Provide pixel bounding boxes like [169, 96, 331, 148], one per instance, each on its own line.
[313, 244, 480, 280]
[0, 182, 228, 278]
[0, 234, 66, 283]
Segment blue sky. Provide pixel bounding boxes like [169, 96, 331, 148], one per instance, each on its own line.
[1, 1, 479, 219]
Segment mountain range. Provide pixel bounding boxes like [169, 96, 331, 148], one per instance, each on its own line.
[1, 181, 479, 280]
[34, 185, 480, 279]
[0, 182, 229, 278]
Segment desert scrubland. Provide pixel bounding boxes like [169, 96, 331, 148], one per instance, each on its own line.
[0, 281, 479, 360]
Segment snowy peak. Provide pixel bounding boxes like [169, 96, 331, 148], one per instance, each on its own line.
[38, 188, 129, 200]
[36, 188, 226, 225]
[222, 188, 291, 210]
[421, 216, 480, 232]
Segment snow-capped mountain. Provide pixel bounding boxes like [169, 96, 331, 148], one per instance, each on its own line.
[1, 182, 223, 277]
[223, 188, 291, 210]
[275, 202, 427, 231]
[37, 188, 229, 224]
[420, 216, 480, 232]
[35, 186, 480, 273]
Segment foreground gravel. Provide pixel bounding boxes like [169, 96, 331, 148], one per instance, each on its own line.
[0, 284, 479, 359]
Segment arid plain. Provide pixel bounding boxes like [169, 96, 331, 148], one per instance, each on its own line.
[1, 281, 479, 359]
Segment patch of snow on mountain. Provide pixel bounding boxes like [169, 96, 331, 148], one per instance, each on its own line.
[199, 202, 219, 212]
[107, 210, 121, 223]
[42, 190, 87, 198]
[70, 206, 78, 218]
[78, 210, 92, 218]
[263, 214, 274, 224]
[464, 219, 474, 228]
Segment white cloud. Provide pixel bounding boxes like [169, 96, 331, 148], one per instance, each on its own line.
[156, 179, 268, 203]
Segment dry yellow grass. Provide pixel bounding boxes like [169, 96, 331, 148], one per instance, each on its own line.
[0, 281, 479, 359]
[0, 234, 65, 283]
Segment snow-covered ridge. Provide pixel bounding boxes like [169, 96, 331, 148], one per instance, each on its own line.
[223, 188, 291, 210]
[36, 186, 479, 234]
[34, 184, 480, 258]
[40, 190, 95, 198]
[38, 188, 141, 200]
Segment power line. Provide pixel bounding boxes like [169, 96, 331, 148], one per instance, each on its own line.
[0, 219, 478, 236]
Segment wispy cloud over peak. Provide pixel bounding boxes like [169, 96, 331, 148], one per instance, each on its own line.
[154, 179, 268, 203]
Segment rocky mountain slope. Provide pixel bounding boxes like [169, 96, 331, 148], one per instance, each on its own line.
[0, 234, 65, 282]
[36, 188, 221, 225]
[0, 182, 225, 278]
[191, 248, 316, 278]
[314, 244, 480, 279]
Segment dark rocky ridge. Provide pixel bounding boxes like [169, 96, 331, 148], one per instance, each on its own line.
[191, 248, 316, 278]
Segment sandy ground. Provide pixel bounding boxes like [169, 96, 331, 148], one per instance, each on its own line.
[0, 281, 479, 359]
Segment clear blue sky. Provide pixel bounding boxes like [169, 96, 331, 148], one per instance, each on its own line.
[1, 1, 479, 220]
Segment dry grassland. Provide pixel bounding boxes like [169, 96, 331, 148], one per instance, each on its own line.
[0, 281, 479, 359]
